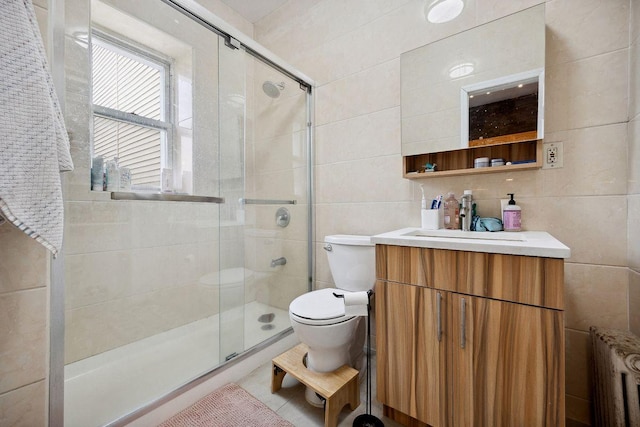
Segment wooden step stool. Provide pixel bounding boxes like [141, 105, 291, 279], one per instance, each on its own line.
[271, 343, 360, 427]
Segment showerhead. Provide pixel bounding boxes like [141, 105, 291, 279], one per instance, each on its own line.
[262, 81, 285, 98]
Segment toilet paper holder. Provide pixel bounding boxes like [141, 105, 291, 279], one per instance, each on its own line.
[332, 289, 373, 299]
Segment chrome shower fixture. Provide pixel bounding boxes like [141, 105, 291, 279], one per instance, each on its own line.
[262, 81, 285, 98]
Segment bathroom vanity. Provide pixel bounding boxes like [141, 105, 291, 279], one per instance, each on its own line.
[371, 228, 570, 427]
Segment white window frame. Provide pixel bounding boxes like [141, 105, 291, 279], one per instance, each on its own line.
[91, 29, 174, 188]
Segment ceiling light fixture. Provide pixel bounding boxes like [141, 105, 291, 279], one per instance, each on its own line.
[448, 62, 474, 78]
[425, 0, 464, 24]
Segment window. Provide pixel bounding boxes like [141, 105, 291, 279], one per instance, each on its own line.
[91, 31, 172, 189]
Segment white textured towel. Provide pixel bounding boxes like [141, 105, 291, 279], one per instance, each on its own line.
[0, 0, 74, 256]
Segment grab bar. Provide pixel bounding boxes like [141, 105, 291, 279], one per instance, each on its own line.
[239, 198, 296, 205]
[111, 192, 224, 204]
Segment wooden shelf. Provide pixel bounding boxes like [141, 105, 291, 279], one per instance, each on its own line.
[403, 139, 542, 179]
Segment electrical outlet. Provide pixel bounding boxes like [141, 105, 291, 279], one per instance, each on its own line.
[543, 142, 563, 169]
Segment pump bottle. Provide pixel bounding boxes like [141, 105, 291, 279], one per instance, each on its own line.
[503, 193, 522, 232]
[443, 192, 459, 230]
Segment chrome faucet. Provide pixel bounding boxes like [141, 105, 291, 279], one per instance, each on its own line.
[460, 190, 473, 231]
[270, 257, 287, 267]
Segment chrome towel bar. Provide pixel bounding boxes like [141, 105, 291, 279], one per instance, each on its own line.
[111, 192, 224, 204]
[239, 198, 296, 205]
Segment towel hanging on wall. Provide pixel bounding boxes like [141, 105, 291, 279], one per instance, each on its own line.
[0, 0, 74, 256]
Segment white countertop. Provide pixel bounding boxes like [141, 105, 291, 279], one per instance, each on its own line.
[371, 227, 570, 259]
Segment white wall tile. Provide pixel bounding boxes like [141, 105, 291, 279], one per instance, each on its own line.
[315, 107, 400, 165]
[630, 105, 640, 196]
[546, 50, 629, 133]
[315, 155, 412, 204]
[565, 329, 592, 400]
[525, 195, 627, 266]
[546, 0, 630, 66]
[315, 59, 400, 126]
[629, 195, 640, 270]
[0, 380, 46, 427]
[564, 263, 629, 332]
[0, 289, 47, 394]
[630, 269, 640, 335]
[0, 227, 47, 293]
[542, 124, 628, 196]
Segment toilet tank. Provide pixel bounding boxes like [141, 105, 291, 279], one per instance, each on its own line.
[324, 235, 375, 292]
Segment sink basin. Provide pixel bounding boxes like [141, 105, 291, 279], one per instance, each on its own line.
[372, 228, 570, 258]
[405, 229, 526, 242]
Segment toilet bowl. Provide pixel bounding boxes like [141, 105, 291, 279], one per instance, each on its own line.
[288, 235, 375, 406]
[199, 267, 253, 310]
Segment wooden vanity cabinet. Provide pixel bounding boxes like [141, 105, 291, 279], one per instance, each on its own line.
[375, 245, 565, 427]
[376, 280, 446, 427]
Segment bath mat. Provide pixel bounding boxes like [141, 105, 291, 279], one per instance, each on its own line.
[157, 383, 293, 427]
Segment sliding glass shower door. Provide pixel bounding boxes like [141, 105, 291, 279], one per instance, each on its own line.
[217, 37, 310, 362]
[61, 0, 311, 425]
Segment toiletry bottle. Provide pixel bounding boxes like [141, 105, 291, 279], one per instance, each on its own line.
[91, 156, 104, 191]
[443, 192, 459, 230]
[105, 157, 120, 192]
[119, 166, 131, 191]
[420, 184, 428, 228]
[460, 190, 473, 231]
[503, 193, 522, 231]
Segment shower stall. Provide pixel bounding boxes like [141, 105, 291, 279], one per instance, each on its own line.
[59, 1, 313, 425]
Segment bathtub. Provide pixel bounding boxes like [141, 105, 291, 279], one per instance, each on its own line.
[64, 301, 290, 427]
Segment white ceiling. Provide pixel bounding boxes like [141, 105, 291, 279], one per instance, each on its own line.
[219, 0, 288, 23]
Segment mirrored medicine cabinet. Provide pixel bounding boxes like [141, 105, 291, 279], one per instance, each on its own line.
[401, 4, 545, 177]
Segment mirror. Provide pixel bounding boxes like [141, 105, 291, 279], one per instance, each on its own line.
[401, 5, 545, 156]
[462, 68, 544, 147]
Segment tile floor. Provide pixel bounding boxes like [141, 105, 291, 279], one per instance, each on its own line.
[236, 351, 404, 427]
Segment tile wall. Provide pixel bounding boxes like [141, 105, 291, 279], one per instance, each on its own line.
[0, 1, 252, 424]
[2, 0, 637, 425]
[254, 0, 636, 424]
[0, 1, 51, 425]
[629, 0, 640, 337]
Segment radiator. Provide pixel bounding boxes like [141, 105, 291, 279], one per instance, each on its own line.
[590, 327, 640, 427]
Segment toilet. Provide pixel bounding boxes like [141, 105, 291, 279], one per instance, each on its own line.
[199, 267, 254, 310]
[288, 235, 375, 406]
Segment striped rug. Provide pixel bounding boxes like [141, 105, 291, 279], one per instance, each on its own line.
[158, 383, 293, 427]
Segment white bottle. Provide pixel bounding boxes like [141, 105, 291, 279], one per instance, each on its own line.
[105, 157, 120, 192]
[420, 184, 429, 228]
[119, 166, 131, 191]
[91, 156, 104, 191]
[503, 193, 522, 232]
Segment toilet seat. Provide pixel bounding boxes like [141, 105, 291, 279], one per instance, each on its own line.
[289, 288, 355, 326]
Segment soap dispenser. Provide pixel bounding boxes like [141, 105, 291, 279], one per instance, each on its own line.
[443, 192, 459, 230]
[503, 193, 522, 232]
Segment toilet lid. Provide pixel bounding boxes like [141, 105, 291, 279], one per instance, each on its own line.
[290, 288, 348, 322]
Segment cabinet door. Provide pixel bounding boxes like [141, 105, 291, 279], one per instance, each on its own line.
[376, 280, 446, 426]
[449, 294, 565, 426]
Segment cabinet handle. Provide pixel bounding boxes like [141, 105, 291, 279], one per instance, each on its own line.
[460, 298, 466, 349]
[436, 292, 442, 342]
